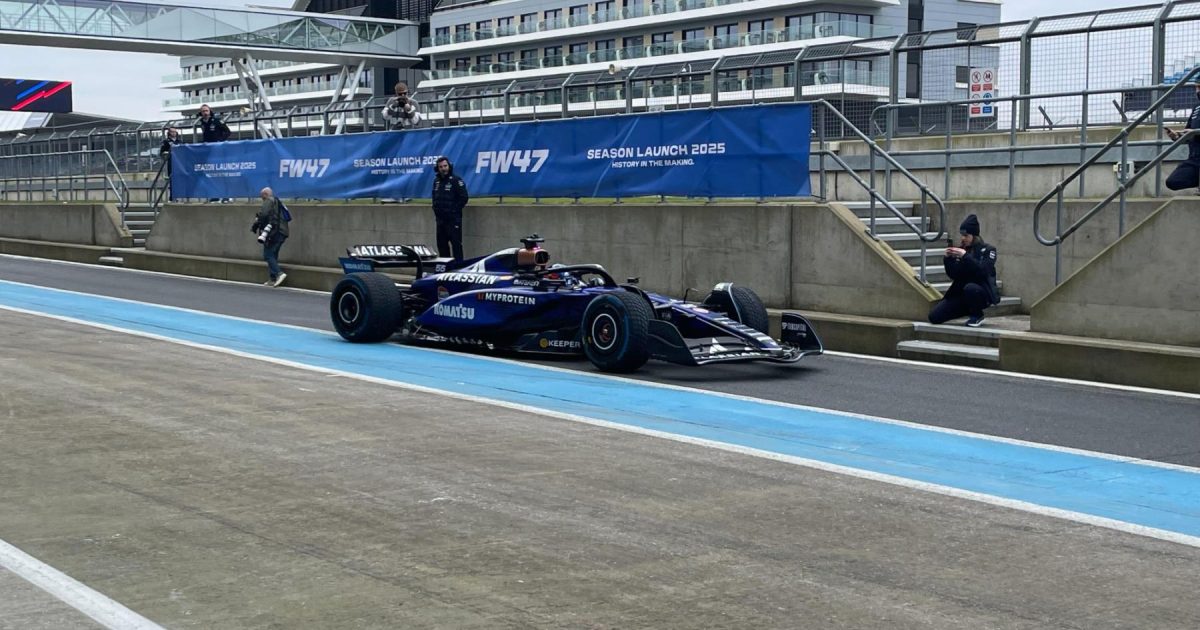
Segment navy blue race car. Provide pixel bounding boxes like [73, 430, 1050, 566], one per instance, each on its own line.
[330, 235, 823, 373]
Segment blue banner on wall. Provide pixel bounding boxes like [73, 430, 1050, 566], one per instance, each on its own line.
[171, 103, 811, 200]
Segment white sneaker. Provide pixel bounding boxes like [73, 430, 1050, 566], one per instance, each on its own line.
[272, 272, 287, 287]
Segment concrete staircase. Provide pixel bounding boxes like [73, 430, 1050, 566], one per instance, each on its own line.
[896, 322, 1004, 368]
[843, 201, 1022, 316]
[123, 203, 157, 247]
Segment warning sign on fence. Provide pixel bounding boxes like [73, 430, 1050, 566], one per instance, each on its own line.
[968, 67, 996, 118]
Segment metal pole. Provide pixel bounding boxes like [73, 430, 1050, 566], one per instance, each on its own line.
[818, 105, 827, 201]
[1079, 95, 1088, 198]
[1008, 96, 1017, 199]
[1152, 2, 1174, 198]
[1054, 189, 1064, 285]
[1119, 134, 1129, 235]
[1018, 18, 1040, 131]
[944, 102, 952, 199]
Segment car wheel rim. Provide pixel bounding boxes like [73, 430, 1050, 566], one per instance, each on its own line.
[592, 312, 618, 351]
[337, 291, 362, 325]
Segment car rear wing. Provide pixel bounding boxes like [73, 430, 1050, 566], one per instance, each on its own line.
[339, 244, 444, 276]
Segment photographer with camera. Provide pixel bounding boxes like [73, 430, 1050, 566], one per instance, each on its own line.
[928, 214, 999, 327]
[382, 82, 421, 130]
[250, 187, 290, 287]
[196, 104, 232, 203]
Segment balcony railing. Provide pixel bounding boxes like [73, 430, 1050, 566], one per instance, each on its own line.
[428, 21, 891, 80]
[421, 0, 874, 47]
[161, 59, 331, 84]
[163, 79, 371, 108]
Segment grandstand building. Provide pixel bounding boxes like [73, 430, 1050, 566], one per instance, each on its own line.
[159, 0, 436, 120]
[414, 0, 1002, 121]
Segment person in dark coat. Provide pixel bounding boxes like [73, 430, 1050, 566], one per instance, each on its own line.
[1165, 82, 1200, 192]
[158, 127, 180, 177]
[251, 187, 290, 287]
[430, 157, 469, 261]
[196, 104, 231, 203]
[928, 214, 999, 327]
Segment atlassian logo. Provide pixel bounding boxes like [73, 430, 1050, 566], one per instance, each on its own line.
[437, 272, 498, 285]
[433, 303, 475, 320]
[279, 158, 330, 178]
[476, 150, 549, 174]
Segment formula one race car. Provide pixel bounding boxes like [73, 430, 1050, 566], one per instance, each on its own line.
[329, 235, 823, 373]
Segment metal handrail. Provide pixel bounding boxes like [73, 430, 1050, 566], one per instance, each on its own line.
[0, 149, 129, 211]
[148, 158, 171, 215]
[1032, 63, 1200, 282]
[812, 100, 948, 283]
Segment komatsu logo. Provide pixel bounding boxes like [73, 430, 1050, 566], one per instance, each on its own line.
[433, 303, 475, 320]
[476, 150, 549, 174]
[279, 158, 330, 178]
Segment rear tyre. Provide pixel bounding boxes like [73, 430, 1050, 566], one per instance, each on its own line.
[582, 291, 652, 373]
[703, 285, 769, 333]
[330, 272, 404, 342]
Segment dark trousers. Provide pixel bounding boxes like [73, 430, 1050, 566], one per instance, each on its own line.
[263, 238, 284, 280]
[1166, 161, 1200, 190]
[929, 283, 989, 324]
[436, 218, 463, 261]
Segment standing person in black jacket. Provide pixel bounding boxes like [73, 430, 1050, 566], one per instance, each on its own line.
[1165, 82, 1200, 193]
[928, 214, 999, 327]
[158, 127, 180, 178]
[196, 104, 231, 203]
[431, 157, 469, 261]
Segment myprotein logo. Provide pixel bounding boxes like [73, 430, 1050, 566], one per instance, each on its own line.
[476, 150, 549, 174]
[279, 158, 330, 178]
[479, 292, 536, 306]
[433, 303, 475, 320]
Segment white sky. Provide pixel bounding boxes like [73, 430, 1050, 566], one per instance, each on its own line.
[0, 0, 1163, 122]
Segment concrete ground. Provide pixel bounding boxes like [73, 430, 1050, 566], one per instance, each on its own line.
[2, 310, 1199, 629]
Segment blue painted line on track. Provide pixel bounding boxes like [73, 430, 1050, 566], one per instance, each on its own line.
[2, 279, 1199, 538]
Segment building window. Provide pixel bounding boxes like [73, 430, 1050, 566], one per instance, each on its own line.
[545, 45, 562, 56]
[476, 19, 492, 33]
[651, 31, 673, 43]
[520, 12, 537, 33]
[455, 57, 470, 70]
[714, 23, 738, 48]
[521, 12, 537, 23]
[497, 51, 514, 66]
[570, 42, 588, 54]
[434, 26, 449, 44]
[570, 4, 588, 25]
[435, 60, 450, 70]
[595, 1, 614, 19]
[544, 8, 562, 28]
[544, 45, 563, 66]
[476, 54, 492, 66]
[496, 16, 513, 36]
[521, 48, 538, 61]
[747, 19, 771, 32]
[623, 35, 643, 51]
[682, 27, 704, 41]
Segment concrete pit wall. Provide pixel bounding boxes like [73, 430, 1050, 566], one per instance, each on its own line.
[147, 202, 935, 319]
[0, 203, 132, 247]
[1031, 198, 1200, 347]
[940, 199, 1162, 306]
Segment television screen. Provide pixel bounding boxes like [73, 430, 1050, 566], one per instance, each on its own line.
[0, 78, 74, 113]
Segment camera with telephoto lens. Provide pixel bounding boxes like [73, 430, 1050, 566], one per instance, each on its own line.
[257, 223, 273, 244]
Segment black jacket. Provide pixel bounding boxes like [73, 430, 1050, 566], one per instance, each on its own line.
[944, 239, 999, 305]
[198, 115, 230, 143]
[251, 196, 289, 244]
[1185, 104, 1200, 162]
[431, 167, 469, 222]
[159, 135, 179, 159]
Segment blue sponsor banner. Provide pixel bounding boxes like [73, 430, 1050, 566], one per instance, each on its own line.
[171, 103, 811, 200]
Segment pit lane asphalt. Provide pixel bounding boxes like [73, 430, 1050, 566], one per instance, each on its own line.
[2, 255, 1197, 467]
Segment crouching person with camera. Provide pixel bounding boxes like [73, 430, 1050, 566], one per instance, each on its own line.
[251, 187, 290, 287]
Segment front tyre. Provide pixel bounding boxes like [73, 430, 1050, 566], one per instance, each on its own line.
[330, 272, 404, 342]
[703, 284, 769, 334]
[582, 291, 652, 373]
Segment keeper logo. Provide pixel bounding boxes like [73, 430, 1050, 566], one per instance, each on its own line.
[476, 150, 549, 174]
[279, 158, 330, 178]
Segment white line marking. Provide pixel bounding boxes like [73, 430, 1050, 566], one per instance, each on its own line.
[825, 350, 1200, 399]
[2, 304, 1199, 550]
[1, 278, 1198, 475]
[4, 254, 1197, 399]
[0, 539, 163, 630]
[0, 253, 326, 295]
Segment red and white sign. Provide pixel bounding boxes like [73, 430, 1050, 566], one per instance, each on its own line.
[968, 67, 996, 118]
